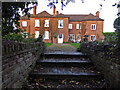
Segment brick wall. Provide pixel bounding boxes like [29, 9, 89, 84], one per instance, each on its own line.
[80, 42, 120, 88]
[2, 40, 45, 88]
[84, 21, 103, 41]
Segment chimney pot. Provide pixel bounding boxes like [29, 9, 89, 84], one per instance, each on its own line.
[33, 6, 36, 15]
[53, 5, 56, 16]
[96, 11, 99, 18]
[56, 11, 59, 15]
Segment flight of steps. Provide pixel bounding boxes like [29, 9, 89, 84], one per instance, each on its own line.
[22, 52, 107, 89]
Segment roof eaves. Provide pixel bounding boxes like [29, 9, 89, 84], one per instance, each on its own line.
[82, 19, 104, 21]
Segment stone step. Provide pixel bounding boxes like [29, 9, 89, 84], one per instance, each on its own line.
[43, 52, 87, 59]
[36, 58, 92, 65]
[30, 66, 101, 79]
[23, 77, 106, 89]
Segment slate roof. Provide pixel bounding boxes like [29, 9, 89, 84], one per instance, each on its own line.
[64, 13, 103, 21]
[20, 16, 30, 20]
[20, 11, 104, 21]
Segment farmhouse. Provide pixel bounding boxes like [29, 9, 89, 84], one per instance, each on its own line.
[19, 6, 104, 43]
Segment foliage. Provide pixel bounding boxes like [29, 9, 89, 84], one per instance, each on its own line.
[54, 35, 57, 38]
[103, 32, 118, 42]
[3, 29, 43, 43]
[113, 17, 120, 49]
[2, 2, 37, 36]
[45, 43, 53, 47]
[47, 0, 83, 10]
[114, 17, 120, 28]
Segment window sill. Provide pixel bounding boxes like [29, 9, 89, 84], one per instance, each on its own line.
[44, 38, 49, 39]
[58, 27, 63, 28]
[22, 26, 27, 27]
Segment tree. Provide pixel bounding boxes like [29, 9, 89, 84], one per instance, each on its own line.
[114, 17, 120, 49]
[2, 2, 37, 36]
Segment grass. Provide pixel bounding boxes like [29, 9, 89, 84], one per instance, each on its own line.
[45, 43, 53, 47]
[69, 43, 81, 48]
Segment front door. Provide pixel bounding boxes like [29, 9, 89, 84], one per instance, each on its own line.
[58, 34, 63, 43]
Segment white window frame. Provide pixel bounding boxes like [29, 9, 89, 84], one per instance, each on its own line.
[91, 24, 96, 30]
[44, 31, 49, 39]
[69, 24, 72, 29]
[90, 35, 96, 41]
[69, 34, 75, 42]
[21, 32, 28, 38]
[76, 24, 81, 29]
[35, 19, 40, 27]
[44, 19, 49, 27]
[35, 31, 39, 38]
[58, 20, 63, 28]
[22, 21, 27, 27]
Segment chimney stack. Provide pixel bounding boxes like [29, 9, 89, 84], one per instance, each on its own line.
[56, 11, 59, 15]
[33, 6, 36, 15]
[96, 11, 99, 18]
[53, 5, 56, 16]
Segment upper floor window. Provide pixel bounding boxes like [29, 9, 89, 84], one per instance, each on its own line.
[58, 20, 63, 28]
[35, 31, 39, 38]
[22, 21, 27, 27]
[44, 19, 49, 27]
[76, 24, 81, 29]
[69, 24, 72, 29]
[91, 35, 96, 41]
[91, 24, 96, 30]
[35, 19, 40, 27]
[44, 31, 49, 39]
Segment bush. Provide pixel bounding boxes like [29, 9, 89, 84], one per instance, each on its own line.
[3, 29, 43, 43]
[103, 32, 117, 42]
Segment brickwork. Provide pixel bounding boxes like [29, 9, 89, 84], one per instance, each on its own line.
[2, 40, 45, 88]
[19, 7, 104, 43]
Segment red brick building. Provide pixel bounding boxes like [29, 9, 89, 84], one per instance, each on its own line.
[19, 6, 104, 43]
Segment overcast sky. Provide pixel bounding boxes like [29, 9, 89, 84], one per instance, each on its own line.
[27, 0, 119, 32]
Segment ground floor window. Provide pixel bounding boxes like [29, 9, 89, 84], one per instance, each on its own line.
[58, 34, 63, 38]
[44, 31, 49, 39]
[91, 35, 96, 41]
[22, 32, 28, 38]
[35, 31, 39, 38]
[69, 34, 75, 41]
[77, 35, 81, 40]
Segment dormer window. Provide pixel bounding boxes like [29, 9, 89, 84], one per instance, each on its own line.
[44, 19, 49, 27]
[91, 24, 96, 30]
[22, 21, 27, 27]
[69, 24, 72, 29]
[35, 19, 40, 27]
[76, 24, 81, 29]
[58, 20, 63, 28]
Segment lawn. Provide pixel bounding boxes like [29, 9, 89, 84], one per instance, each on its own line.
[45, 43, 53, 47]
[69, 43, 81, 48]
